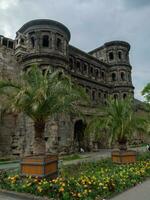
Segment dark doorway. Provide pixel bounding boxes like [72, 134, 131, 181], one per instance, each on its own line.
[74, 120, 86, 151]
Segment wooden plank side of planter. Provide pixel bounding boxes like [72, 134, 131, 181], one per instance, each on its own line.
[20, 154, 58, 178]
[112, 150, 137, 164]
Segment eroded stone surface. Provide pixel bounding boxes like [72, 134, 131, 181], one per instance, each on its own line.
[0, 19, 144, 157]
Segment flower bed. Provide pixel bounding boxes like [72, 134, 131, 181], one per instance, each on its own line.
[0, 152, 150, 200]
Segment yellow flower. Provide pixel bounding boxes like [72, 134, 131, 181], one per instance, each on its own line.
[59, 187, 64, 192]
[37, 186, 43, 193]
[62, 183, 65, 187]
[84, 189, 88, 194]
[99, 182, 103, 186]
[34, 178, 38, 183]
[77, 193, 82, 197]
[27, 183, 32, 187]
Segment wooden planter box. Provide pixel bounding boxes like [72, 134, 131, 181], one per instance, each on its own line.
[20, 154, 58, 178]
[112, 150, 137, 164]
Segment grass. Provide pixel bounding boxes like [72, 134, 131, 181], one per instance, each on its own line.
[61, 154, 82, 161]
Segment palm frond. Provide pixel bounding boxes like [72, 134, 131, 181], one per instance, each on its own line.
[86, 97, 146, 146]
[0, 65, 89, 123]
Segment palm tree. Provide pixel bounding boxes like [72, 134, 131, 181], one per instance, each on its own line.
[0, 66, 88, 155]
[86, 97, 144, 151]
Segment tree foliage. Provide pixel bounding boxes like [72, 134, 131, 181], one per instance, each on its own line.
[86, 98, 145, 149]
[142, 82, 150, 134]
[0, 66, 89, 121]
[142, 82, 150, 104]
[0, 65, 89, 155]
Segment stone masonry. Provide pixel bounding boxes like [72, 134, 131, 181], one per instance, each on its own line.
[0, 19, 135, 156]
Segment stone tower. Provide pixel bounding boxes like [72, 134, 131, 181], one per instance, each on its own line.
[89, 41, 134, 99]
[15, 19, 70, 72]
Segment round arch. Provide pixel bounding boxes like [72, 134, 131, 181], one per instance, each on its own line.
[74, 119, 86, 150]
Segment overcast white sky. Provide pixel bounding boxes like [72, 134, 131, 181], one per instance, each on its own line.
[0, 0, 150, 100]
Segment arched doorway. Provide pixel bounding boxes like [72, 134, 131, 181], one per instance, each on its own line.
[74, 119, 86, 151]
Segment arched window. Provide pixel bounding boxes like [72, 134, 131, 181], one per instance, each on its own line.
[118, 51, 122, 59]
[90, 67, 93, 75]
[128, 73, 131, 81]
[76, 61, 81, 72]
[92, 90, 96, 101]
[8, 41, 14, 49]
[43, 35, 49, 47]
[114, 94, 118, 100]
[20, 38, 24, 45]
[69, 58, 74, 70]
[86, 87, 90, 96]
[123, 93, 127, 99]
[112, 73, 116, 81]
[86, 88, 89, 94]
[95, 69, 99, 78]
[101, 71, 105, 79]
[42, 69, 47, 75]
[121, 72, 125, 81]
[98, 92, 101, 99]
[31, 36, 35, 48]
[56, 38, 62, 50]
[2, 38, 7, 46]
[83, 63, 87, 72]
[109, 52, 114, 60]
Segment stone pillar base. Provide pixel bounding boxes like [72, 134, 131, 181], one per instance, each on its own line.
[20, 154, 58, 178]
[112, 150, 137, 164]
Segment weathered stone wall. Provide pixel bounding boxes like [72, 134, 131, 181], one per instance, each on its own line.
[0, 19, 142, 157]
[0, 40, 21, 157]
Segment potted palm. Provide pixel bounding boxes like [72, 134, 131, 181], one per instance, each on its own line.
[0, 65, 88, 177]
[86, 97, 145, 164]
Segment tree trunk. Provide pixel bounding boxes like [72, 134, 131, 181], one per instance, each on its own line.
[118, 137, 127, 151]
[33, 121, 46, 155]
[119, 142, 127, 151]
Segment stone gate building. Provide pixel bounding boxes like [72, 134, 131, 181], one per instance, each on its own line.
[0, 19, 134, 156]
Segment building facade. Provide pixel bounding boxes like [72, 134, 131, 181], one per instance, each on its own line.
[0, 19, 134, 156]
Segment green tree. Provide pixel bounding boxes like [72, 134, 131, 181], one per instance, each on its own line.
[0, 66, 88, 155]
[142, 82, 150, 134]
[86, 98, 144, 151]
[142, 82, 150, 104]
